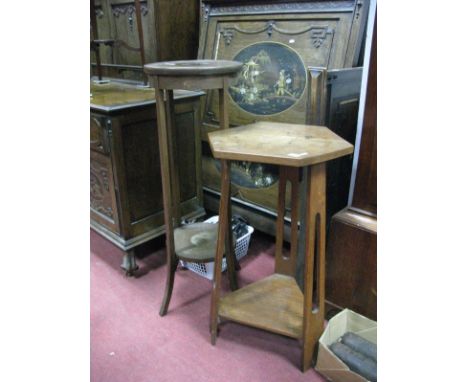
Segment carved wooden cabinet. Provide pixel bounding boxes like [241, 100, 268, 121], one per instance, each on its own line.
[198, 0, 369, 237]
[91, 0, 199, 81]
[90, 81, 205, 274]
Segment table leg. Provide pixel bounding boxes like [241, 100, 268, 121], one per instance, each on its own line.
[155, 84, 177, 317]
[219, 81, 238, 290]
[210, 159, 231, 345]
[165, 89, 181, 224]
[225, 192, 238, 291]
[301, 163, 326, 372]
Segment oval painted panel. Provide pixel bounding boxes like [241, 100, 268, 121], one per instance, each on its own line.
[229, 42, 307, 116]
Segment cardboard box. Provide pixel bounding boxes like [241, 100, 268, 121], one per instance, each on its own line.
[315, 309, 377, 382]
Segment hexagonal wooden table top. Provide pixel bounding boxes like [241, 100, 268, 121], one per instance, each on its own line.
[208, 121, 354, 167]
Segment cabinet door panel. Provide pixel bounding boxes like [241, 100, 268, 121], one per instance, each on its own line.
[120, 109, 198, 223]
[121, 118, 162, 223]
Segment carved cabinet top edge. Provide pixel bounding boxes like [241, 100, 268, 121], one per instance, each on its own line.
[90, 82, 204, 114]
[202, 0, 358, 18]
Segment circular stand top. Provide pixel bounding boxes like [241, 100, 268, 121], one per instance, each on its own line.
[144, 59, 243, 76]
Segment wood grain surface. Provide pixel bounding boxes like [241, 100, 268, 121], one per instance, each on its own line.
[219, 273, 304, 339]
[144, 60, 243, 76]
[209, 121, 354, 167]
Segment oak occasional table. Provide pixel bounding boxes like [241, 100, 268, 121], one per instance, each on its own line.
[208, 121, 354, 372]
[143, 60, 243, 316]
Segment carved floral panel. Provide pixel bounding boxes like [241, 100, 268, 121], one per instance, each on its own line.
[90, 159, 115, 220]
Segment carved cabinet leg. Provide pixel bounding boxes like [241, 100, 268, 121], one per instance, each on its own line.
[121, 248, 139, 276]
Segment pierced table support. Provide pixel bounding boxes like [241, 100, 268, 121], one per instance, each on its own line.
[301, 162, 326, 371]
[275, 166, 300, 277]
[210, 159, 232, 344]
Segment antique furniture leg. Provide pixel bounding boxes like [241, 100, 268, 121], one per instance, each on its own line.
[218, 79, 238, 291]
[225, 197, 238, 291]
[301, 163, 326, 371]
[154, 82, 177, 317]
[120, 248, 139, 276]
[160, 258, 178, 315]
[165, 89, 182, 224]
[210, 159, 231, 344]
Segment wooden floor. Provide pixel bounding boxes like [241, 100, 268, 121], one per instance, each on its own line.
[219, 273, 304, 339]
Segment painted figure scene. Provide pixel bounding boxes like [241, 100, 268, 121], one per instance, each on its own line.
[215, 160, 278, 189]
[229, 42, 307, 115]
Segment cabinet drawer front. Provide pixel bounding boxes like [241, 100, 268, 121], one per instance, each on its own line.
[90, 150, 120, 234]
[90, 116, 110, 154]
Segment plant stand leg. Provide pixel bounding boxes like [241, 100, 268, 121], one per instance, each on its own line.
[155, 83, 178, 317]
[159, 254, 178, 316]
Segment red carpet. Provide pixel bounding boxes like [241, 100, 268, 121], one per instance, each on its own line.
[91, 229, 326, 382]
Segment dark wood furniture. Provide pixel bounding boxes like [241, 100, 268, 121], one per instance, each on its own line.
[91, 0, 147, 83]
[197, 0, 370, 238]
[143, 60, 243, 316]
[90, 81, 204, 275]
[91, 0, 199, 82]
[325, 13, 376, 320]
[326, 210, 376, 320]
[208, 121, 354, 372]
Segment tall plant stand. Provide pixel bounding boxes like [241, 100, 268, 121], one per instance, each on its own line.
[208, 121, 354, 372]
[143, 60, 243, 316]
